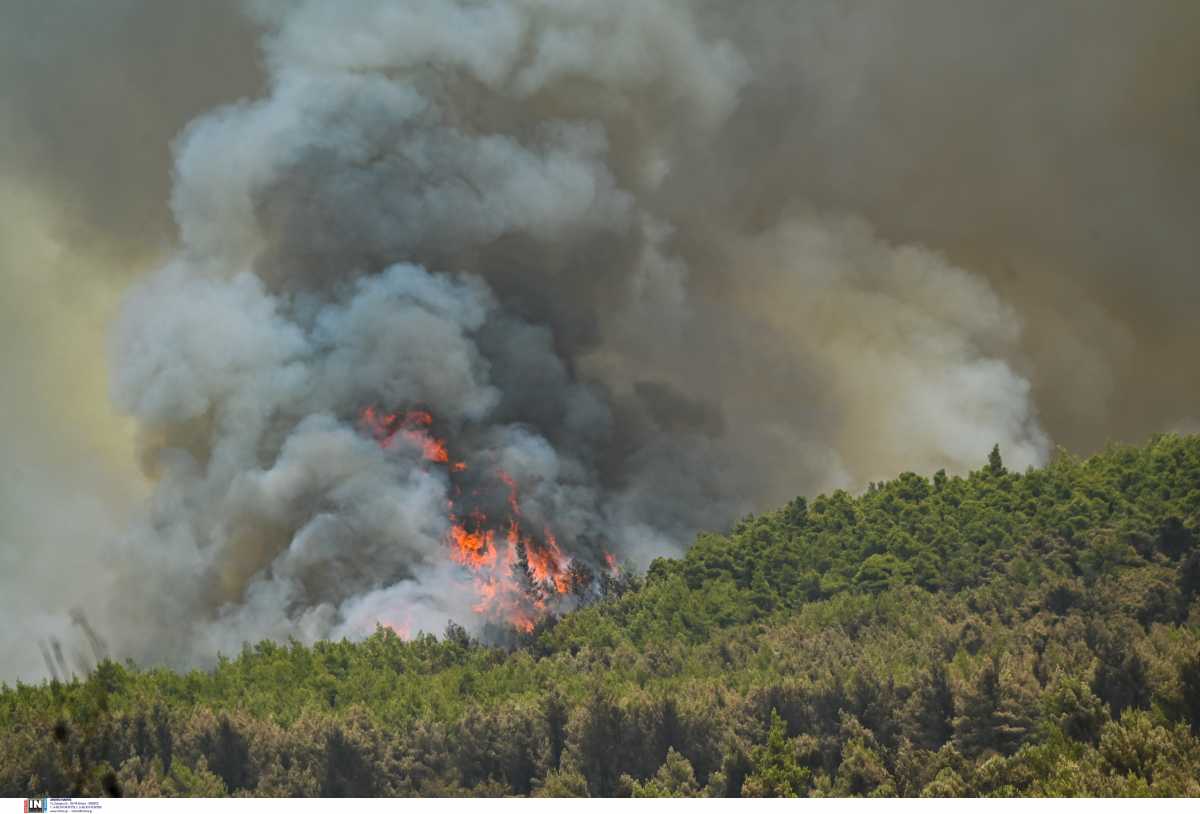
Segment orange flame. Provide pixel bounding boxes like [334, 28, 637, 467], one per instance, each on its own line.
[530, 528, 572, 593]
[360, 406, 453, 464]
[360, 405, 577, 632]
[377, 612, 414, 640]
[448, 521, 497, 569]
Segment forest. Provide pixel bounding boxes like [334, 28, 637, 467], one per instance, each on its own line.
[2, 434, 1198, 797]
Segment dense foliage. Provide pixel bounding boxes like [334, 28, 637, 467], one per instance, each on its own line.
[3, 435, 1199, 797]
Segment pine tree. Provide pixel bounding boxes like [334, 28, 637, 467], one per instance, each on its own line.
[513, 541, 545, 606]
[953, 655, 1036, 757]
[988, 444, 1005, 476]
[906, 663, 955, 750]
[621, 748, 699, 797]
[742, 710, 810, 797]
[1179, 651, 1200, 737]
[566, 560, 595, 599]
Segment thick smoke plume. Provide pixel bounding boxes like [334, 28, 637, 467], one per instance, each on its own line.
[2, 0, 1197, 678]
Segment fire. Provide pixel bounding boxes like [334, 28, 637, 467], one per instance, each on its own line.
[379, 616, 413, 640]
[447, 519, 497, 569]
[531, 528, 572, 593]
[360, 405, 453, 464]
[359, 405, 581, 633]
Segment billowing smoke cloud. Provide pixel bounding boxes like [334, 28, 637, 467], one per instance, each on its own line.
[2, 0, 1197, 677]
[0, 0, 261, 681]
[687, 0, 1200, 452]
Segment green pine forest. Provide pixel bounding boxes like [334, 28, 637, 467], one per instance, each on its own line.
[3, 435, 1200, 797]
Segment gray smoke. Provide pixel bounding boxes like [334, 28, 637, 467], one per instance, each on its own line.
[2, 0, 1197, 678]
[0, 0, 262, 682]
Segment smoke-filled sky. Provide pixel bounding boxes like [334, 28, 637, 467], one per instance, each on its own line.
[2, 0, 1197, 682]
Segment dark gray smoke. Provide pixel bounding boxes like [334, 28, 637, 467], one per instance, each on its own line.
[2, 0, 1197, 679]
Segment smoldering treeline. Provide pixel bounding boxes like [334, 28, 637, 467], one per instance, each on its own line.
[1, 0, 1197, 679]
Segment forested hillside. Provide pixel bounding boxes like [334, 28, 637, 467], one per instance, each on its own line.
[3, 435, 1199, 797]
